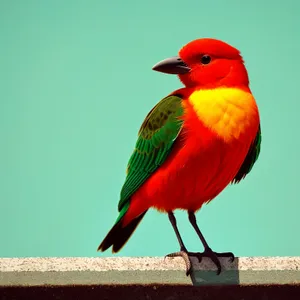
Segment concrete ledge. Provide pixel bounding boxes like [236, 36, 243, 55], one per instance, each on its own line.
[1, 257, 300, 299]
[1, 257, 300, 286]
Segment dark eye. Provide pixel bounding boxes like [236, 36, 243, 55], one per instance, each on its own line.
[201, 55, 211, 65]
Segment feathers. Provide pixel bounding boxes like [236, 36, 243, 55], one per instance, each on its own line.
[118, 94, 184, 212]
[179, 38, 241, 62]
[188, 88, 259, 143]
[98, 205, 147, 253]
[232, 124, 262, 183]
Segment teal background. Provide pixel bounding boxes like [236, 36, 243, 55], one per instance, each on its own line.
[1, 0, 299, 258]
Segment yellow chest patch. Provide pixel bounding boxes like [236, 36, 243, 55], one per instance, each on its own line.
[188, 87, 259, 142]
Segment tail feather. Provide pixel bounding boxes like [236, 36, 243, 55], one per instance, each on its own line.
[98, 210, 147, 253]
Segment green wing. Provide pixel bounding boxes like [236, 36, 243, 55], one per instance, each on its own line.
[118, 94, 184, 212]
[232, 124, 262, 183]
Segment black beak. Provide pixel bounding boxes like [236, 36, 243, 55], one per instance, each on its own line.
[152, 56, 190, 74]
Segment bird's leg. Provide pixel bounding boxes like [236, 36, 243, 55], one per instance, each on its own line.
[165, 211, 193, 276]
[187, 211, 235, 275]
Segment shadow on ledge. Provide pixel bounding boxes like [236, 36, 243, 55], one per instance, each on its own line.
[187, 256, 300, 286]
[189, 256, 239, 286]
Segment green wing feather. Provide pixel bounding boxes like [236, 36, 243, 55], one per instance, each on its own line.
[232, 124, 262, 183]
[118, 94, 184, 212]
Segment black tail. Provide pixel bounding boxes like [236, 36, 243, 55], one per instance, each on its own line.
[98, 210, 147, 253]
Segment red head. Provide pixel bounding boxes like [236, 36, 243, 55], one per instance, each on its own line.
[153, 38, 249, 89]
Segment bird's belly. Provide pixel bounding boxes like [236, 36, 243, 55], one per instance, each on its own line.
[135, 136, 250, 213]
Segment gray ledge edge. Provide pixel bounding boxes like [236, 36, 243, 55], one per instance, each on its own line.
[0, 257, 300, 286]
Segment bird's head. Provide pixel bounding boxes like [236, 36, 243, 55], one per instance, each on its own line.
[152, 38, 249, 89]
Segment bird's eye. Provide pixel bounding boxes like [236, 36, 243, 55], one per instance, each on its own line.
[200, 55, 211, 65]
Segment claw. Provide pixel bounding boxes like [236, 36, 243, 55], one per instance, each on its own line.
[165, 251, 192, 276]
[210, 253, 222, 275]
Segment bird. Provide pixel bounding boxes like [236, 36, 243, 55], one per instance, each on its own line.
[98, 38, 261, 276]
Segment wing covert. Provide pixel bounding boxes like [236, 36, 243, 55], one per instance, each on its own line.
[118, 95, 184, 211]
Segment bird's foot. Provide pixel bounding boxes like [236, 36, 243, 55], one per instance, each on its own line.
[165, 249, 193, 276]
[165, 247, 234, 276]
[189, 247, 235, 275]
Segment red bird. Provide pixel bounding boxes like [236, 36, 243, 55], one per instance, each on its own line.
[98, 38, 261, 276]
